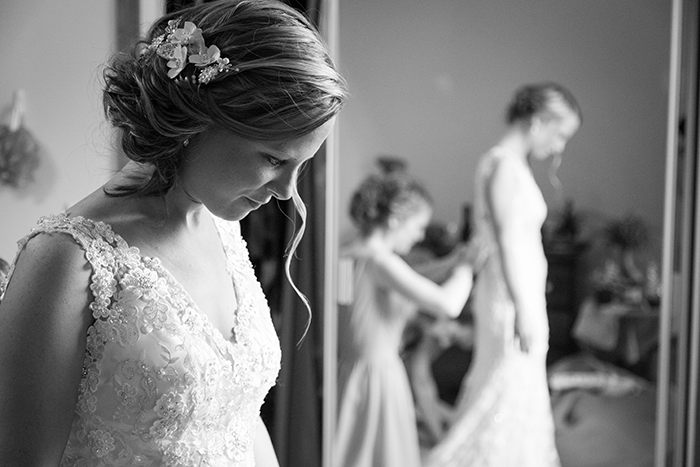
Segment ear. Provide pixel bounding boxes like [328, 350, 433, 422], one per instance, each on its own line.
[529, 115, 545, 134]
[387, 215, 401, 230]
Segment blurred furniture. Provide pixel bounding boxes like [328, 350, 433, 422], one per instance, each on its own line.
[548, 353, 656, 467]
[572, 298, 660, 373]
[545, 243, 587, 364]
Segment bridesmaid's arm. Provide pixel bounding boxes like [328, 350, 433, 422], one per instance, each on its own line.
[372, 250, 474, 319]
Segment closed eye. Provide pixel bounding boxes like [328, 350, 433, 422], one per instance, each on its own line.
[265, 154, 285, 168]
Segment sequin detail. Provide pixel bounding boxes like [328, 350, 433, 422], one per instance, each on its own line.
[2, 213, 280, 467]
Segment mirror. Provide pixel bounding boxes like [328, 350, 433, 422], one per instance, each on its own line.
[325, 1, 673, 466]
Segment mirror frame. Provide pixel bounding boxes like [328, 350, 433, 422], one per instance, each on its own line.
[655, 0, 682, 462]
[657, 0, 700, 464]
[320, 1, 341, 466]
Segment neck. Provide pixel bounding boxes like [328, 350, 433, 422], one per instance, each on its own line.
[180, 182, 202, 205]
[497, 126, 531, 161]
[365, 229, 396, 253]
[162, 181, 208, 229]
[108, 161, 208, 230]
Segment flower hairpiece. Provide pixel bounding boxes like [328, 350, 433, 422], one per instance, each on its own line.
[144, 18, 235, 84]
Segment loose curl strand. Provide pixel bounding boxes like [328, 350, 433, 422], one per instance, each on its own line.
[101, 0, 348, 338]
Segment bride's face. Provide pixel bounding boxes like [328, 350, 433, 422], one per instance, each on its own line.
[529, 110, 580, 161]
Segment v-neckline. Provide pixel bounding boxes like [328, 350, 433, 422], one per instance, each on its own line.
[64, 213, 242, 350]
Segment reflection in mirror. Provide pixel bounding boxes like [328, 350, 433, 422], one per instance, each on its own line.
[327, 0, 673, 466]
[334, 163, 477, 467]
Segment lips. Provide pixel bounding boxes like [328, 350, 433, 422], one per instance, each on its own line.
[246, 197, 270, 210]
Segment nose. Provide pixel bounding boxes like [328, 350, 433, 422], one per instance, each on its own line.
[267, 167, 297, 201]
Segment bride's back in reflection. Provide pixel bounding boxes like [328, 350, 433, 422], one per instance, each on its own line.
[334, 170, 478, 467]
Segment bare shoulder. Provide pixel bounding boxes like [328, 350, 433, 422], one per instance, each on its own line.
[67, 187, 143, 230]
[66, 186, 168, 249]
[487, 154, 529, 202]
[366, 248, 415, 286]
[0, 232, 95, 466]
[1, 231, 94, 333]
[491, 153, 524, 182]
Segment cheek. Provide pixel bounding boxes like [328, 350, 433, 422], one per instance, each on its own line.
[228, 166, 269, 191]
[409, 227, 424, 244]
[415, 226, 426, 240]
[397, 230, 413, 249]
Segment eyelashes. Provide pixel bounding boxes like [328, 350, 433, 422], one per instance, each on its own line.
[265, 155, 284, 168]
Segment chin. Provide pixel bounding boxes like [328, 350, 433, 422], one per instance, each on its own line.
[396, 245, 411, 256]
[227, 212, 249, 222]
[209, 204, 252, 222]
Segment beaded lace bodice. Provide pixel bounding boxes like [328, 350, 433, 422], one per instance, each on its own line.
[1, 213, 281, 467]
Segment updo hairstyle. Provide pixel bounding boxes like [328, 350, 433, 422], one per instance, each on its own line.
[103, 0, 348, 196]
[349, 174, 433, 237]
[505, 82, 581, 126]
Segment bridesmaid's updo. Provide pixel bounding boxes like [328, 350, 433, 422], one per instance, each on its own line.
[349, 173, 433, 237]
[505, 82, 582, 126]
[102, 0, 347, 196]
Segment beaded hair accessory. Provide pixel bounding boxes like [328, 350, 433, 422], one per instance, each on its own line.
[143, 18, 235, 84]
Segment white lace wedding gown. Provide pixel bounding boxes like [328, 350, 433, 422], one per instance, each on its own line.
[425, 148, 561, 467]
[0, 213, 281, 467]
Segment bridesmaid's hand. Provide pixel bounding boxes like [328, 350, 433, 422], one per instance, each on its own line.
[455, 237, 491, 272]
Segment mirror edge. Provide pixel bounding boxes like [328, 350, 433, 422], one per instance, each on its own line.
[320, 1, 340, 466]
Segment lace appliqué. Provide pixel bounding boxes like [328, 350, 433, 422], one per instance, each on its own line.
[4, 213, 280, 467]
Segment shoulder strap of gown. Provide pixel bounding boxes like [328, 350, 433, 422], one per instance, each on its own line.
[0, 214, 124, 319]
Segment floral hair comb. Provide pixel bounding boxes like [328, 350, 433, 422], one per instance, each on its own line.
[143, 18, 235, 84]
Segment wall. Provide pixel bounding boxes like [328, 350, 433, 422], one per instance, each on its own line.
[0, 0, 671, 264]
[336, 0, 670, 249]
[0, 0, 117, 262]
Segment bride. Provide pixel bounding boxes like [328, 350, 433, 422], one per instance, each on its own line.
[425, 82, 581, 467]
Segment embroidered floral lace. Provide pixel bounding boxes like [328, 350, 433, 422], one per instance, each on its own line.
[1, 214, 281, 466]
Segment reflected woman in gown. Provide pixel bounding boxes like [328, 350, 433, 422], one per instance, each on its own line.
[334, 172, 480, 467]
[426, 82, 581, 467]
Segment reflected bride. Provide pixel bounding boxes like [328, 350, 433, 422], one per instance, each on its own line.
[425, 82, 581, 467]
